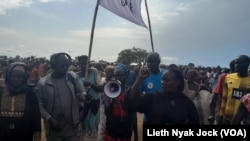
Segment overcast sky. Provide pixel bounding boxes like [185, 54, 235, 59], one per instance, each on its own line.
[0, 0, 249, 68]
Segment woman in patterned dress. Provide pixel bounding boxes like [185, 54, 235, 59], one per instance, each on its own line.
[0, 62, 41, 141]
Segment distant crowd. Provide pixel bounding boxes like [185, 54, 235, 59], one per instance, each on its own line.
[0, 55, 233, 86]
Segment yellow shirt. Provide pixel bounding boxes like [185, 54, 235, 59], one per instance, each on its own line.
[219, 73, 250, 121]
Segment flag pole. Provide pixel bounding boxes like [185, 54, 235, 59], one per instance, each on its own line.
[85, 0, 100, 78]
[144, 0, 154, 52]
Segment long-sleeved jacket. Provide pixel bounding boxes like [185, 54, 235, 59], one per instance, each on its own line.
[36, 71, 86, 125]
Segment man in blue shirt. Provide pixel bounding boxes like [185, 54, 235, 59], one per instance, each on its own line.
[138, 52, 164, 124]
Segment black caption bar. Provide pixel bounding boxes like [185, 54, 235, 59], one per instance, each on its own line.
[143, 125, 250, 141]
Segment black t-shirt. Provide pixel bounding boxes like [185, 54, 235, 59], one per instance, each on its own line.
[136, 91, 200, 125]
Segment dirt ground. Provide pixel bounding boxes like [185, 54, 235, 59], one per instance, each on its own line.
[132, 113, 143, 141]
[41, 113, 144, 141]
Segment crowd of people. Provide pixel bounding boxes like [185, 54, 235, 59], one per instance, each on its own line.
[0, 52, 249, 141]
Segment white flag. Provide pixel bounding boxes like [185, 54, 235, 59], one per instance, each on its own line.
[99, 0, 147, 28]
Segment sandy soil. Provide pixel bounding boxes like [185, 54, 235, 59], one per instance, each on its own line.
[41, 113, 144, 141]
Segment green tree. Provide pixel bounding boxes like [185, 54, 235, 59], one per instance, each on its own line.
[116, 47, 148, 66]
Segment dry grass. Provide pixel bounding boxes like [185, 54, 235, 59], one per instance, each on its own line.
[41, 113, 144, 141]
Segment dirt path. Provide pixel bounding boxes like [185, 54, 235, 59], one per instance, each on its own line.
[41, 113, 144, 141]
[133, 113, 143, 141]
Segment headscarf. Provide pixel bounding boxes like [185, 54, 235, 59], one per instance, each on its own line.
[4, 62, 30, 95]
[114, 63, 130, 78]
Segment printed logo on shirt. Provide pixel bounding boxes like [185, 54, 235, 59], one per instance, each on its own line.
[232, 88, 244, 100]
[147, 83, 153, 89]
